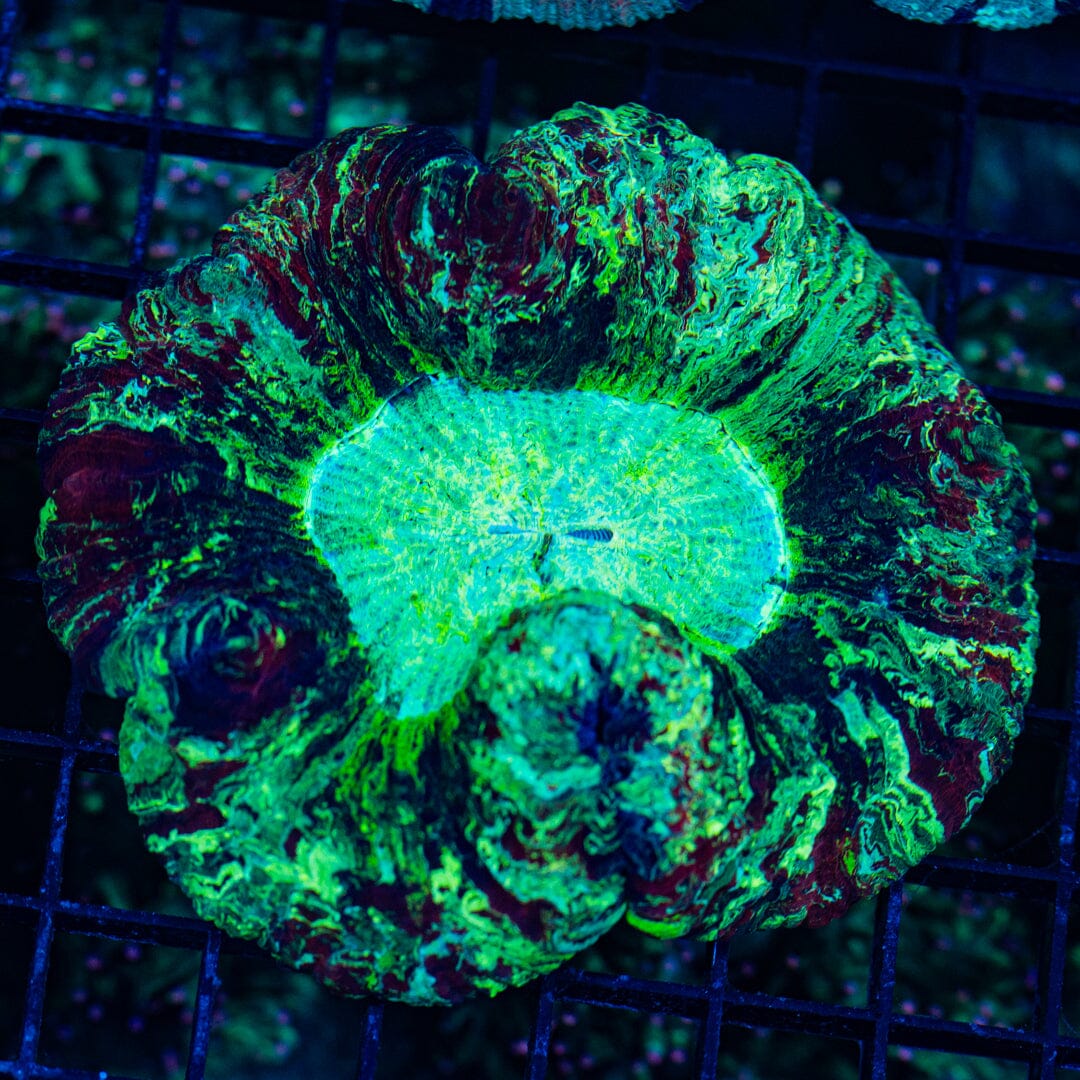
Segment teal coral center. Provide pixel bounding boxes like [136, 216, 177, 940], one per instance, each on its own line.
[305, 376, 788, 718]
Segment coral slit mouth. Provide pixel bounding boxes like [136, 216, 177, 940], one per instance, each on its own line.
[305, 375, 788, 718]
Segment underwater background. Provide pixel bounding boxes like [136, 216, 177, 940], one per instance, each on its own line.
[1, 0, 1079, 1077]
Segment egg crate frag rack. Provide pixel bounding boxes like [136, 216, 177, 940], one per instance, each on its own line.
[1, 0, 1080, 1077]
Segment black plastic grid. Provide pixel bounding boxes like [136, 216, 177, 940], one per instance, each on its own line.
[1, 0, 1079, 1077]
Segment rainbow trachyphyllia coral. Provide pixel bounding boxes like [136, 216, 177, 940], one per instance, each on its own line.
[37, 104, 1038, 1005]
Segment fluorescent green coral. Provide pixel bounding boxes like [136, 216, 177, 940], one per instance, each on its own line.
[37, 104, 1037, 1006]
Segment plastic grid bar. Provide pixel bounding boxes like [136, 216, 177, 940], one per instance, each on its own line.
[1, 0, 1079, 1077]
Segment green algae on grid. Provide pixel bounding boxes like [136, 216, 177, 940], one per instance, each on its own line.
[37, 103, 1038, 1005]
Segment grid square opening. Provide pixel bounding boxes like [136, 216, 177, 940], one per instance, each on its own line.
[886, 1045, 1030, 1080]
[171, 7, 324, 137]
[970, 115, 1080, 247]
[0, 602, 68, 732]
[894, 884, 1045, 1032]
[61, 765, 192, 916]
[205, 951, 368, 1080]
[8, 0, 165, 117]
[146, 153, 277, 269]
[0, 754, 59, 895]
[812, 85, 958, 225]
[653, 68, 801, 162]
[0, 134, 145, 265]
[726, 898, 877, 1008]
[718, 1025, 861, 1080]
[542, 1002, 699, 1080]
[0, 910, 38, 1058]
[37, 931, 202, 1079]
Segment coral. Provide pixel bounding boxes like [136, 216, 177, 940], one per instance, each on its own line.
[394, 0, 1079, 29]
[873, 0, 1079, 27]
[37, 103, 1037, 1005]
[393, 0, 702, 29]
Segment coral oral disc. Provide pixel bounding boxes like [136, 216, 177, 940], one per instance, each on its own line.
[305, 375, 787, 717]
